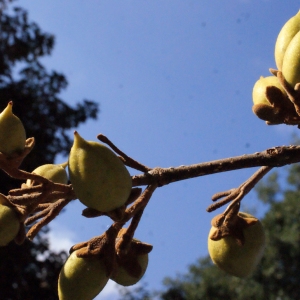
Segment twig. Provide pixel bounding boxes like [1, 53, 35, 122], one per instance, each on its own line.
[207, 166, 272, 212]
[132, 145, 300, 187]
[26, 198, 72, 240]
[97, 133, 151, 172]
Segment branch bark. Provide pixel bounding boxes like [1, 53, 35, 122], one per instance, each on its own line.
[132, 145, 300, 187]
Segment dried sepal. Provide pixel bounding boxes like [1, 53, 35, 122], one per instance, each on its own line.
[69, 224, 121, 277]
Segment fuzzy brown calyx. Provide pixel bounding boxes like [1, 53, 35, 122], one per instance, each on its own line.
[209, 210, 258, 246]
[69, 225, 120, 277]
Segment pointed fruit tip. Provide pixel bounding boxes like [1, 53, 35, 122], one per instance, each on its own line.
[73, 131, 86, 148]
[60, 161, 68, 169]
[1, 101, 14, 117]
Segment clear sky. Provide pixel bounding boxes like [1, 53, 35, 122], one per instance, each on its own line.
[15, 0, 300, 298]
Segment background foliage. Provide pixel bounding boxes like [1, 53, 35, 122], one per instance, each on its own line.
[0, 0, 98, 298]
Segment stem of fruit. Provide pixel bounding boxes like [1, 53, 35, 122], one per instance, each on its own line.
[97, 133, 151, 172]
[207, 166, 273, 213]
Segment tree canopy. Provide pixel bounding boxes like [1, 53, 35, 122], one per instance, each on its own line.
[0, 0, 98, 298]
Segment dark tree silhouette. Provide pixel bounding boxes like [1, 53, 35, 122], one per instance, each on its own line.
[0, 0, 98, 298]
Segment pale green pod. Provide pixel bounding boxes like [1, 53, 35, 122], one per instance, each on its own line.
[58, 251, 109, 300]
[111, 253, 149, 286]
[252, 76, 286, 105]
[0, 102, 26, 155]
[26, 162, 68, 186]
[208, 212, 265, 278]
[68, 132, 132, 212]
[275, 10, 300, 70]
[0, 195, 20, 246]
[282, 30, 300, 87]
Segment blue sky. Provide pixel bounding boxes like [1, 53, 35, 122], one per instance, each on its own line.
[16, 0, 300, 298]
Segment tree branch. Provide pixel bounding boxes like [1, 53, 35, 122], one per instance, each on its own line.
[132, 145, 300, 187]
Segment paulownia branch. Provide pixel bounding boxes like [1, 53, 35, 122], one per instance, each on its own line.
[3, 132, 300, 244]
[68, 185, 157, 265]
[207, 166, 273, 213]
[132, 145, 300, 187]
[123, 184, 158, 221]
[25, 198, 73, 241]
[97, 134, 151, 172]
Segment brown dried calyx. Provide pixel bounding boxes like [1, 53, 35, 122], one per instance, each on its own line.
[209, 202, 257, 246]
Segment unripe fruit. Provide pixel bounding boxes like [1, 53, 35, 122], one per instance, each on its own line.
[0, 196, 20, 246]
[275, 10, 300, 70]
[0, 102, 26, 155]
[26, 163, 68, 186]
[111, 251, 149, 286]
[208, 212, 265, 278]
[58, 250, 109, 300]
[68, 132, 132, 212]
[282, 30, 300, 88]
[252, 76, 286, 106]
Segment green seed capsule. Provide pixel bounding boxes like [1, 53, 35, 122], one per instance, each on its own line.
[0, 195, 20, 246]
[275, 10, 300, 70]
[252, 76, 286, 106]
[58, 251, 109, 300]
[0, 102, 26, 155]
[111, 252, 149, 286]
[68, 132, 132, 212]
[282, 30, 300, 88]
[26, 163, 68, 186]
[208, 212, 265, 278]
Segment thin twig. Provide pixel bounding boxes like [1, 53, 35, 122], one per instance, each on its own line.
[132, 145, 300, 187]
[97, 133, 152, 172]
[207, 166, 273, 212]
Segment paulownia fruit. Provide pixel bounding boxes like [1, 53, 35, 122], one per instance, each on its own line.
[68, 132, 132, 212]
[26, 163, 68, 186]
[208, 212, 265, 278]
[58, 250, 109, 300]
[0, 102, 26, 155]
